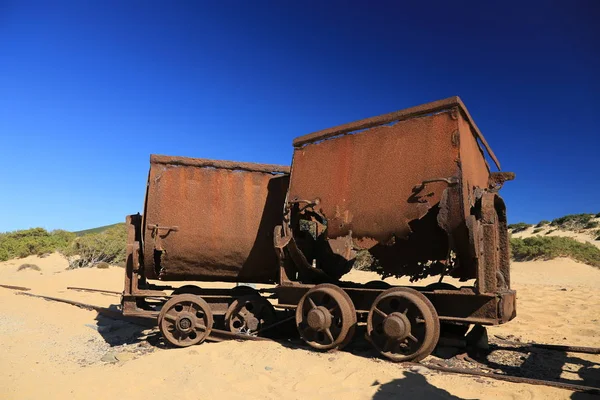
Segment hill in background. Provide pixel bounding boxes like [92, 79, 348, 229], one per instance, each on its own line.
[73, 223, 125, 237]
[507, 213, 600, 268]
[508, 213, 600, 241]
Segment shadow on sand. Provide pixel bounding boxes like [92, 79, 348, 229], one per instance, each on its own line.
[93, 307, 164, 347]
[372, 371, 472, 399]
[467, 343, 600, 396]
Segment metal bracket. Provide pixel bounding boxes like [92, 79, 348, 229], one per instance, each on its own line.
[147, 224, 179, 251]
[413, 177, 459, 192]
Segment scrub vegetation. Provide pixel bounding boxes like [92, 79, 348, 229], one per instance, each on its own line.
[0, 224, 126, 268]
[510, 236, 600, 268]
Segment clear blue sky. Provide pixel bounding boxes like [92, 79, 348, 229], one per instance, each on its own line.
[1, 1, 598, 232]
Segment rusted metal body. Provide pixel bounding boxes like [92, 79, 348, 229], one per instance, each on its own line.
[142, 155, 289, 283]
[282, 96, 513, 298]
[122, 96, 516, 362]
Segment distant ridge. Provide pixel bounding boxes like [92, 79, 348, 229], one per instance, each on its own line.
[73, 222, 124, 236]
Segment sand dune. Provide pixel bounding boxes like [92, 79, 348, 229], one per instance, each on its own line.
[0, 253, 599, 399]
[511, 222, 600, 250]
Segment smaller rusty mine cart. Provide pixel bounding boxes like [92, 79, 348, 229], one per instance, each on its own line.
[123, 96, 516, 362]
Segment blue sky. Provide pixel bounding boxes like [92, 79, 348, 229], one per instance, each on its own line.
[1, 1, 598, 232]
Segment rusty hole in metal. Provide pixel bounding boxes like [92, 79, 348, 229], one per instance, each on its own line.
[361, 205, 453, 282]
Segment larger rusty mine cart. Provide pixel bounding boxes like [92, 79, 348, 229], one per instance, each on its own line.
[122, 96, 516, 362]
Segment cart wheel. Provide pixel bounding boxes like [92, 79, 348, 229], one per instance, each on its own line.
[296, 284, 357, 350]
[367, 287, 440, 362]
[225, 295, 276, 336]
[158, 294, 213, 347]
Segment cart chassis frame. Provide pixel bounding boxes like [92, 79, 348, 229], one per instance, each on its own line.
[122, 214, 516, 326]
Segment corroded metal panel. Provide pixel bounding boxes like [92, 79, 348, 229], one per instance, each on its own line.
[286, 97, 511, 287]
[143, 155, 290, 283]
[293, 96, 500, 170]
[288, 110, 460, 268]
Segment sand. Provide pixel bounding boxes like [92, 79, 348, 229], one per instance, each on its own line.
[0, 253, 599, 399]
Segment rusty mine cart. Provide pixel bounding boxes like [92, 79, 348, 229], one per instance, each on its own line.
[122, 96, 516, 362]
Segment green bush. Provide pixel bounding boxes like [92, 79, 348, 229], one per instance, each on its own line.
[550, 213, 594, 230]
[532, 228, 543, 234]
[510, 236, 600, 268]
[0, 247, 8, 262]
[507, 222, 530, 233]
[0, 224, 126, 269]
[64, 225, 126, 269]
[584, 221, 599, 229]
[0, 228, 75, 261]
[536, 220, 550, 228]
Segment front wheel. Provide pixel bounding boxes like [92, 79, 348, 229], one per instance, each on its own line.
[367, 287, 440, 362]
[158, 294, 213, 347]
[295, 284, 357, 350]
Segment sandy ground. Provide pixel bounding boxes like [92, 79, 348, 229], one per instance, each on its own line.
[0, 253, 599, 399]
